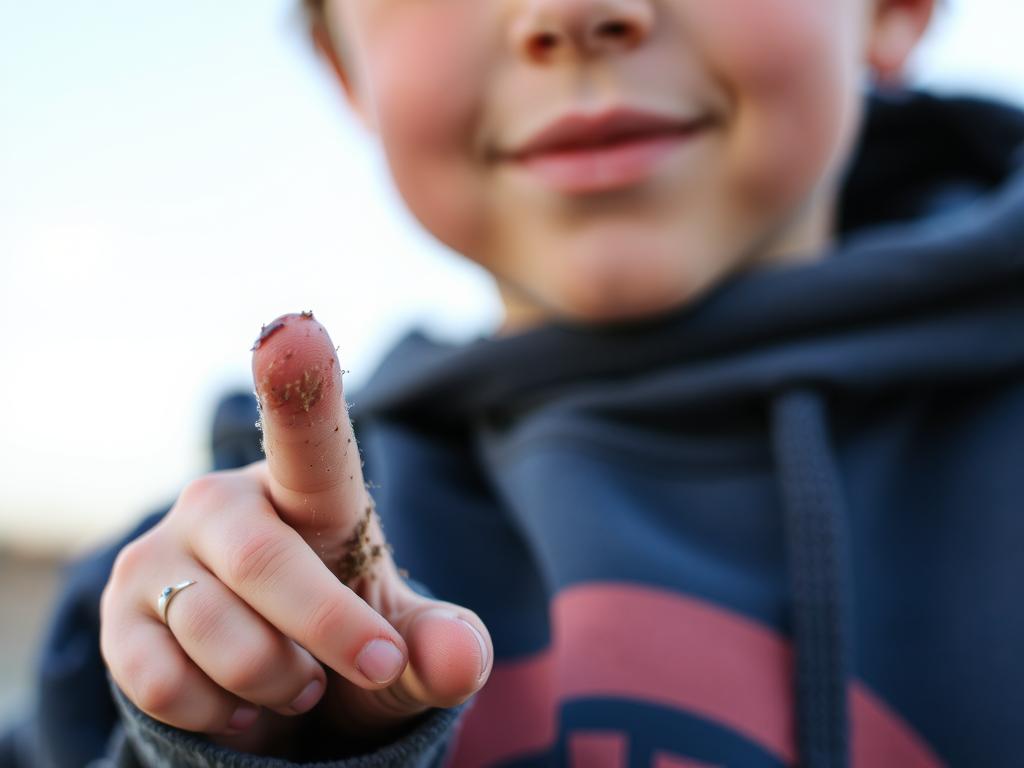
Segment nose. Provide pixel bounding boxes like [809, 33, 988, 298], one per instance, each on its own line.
[510, 0, 654, 62]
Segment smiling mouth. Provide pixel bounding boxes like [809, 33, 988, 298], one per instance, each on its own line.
[508, 120, 712, 195]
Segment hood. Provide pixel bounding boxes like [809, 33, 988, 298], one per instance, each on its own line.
[357, 90, 1024, 426]
[355, 88, 1024, 768]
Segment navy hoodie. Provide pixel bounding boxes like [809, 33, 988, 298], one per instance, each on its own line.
[3, 89, 1023, 768]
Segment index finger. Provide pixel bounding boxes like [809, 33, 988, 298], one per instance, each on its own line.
[184, 480, 408, 689]
[251, 312, 368, 551]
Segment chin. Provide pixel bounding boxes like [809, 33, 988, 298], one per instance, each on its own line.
[550, 244, 725, 326]
[551, 269, 708, 326]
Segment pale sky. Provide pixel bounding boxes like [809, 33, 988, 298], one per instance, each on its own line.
[1, 0, 1023, 553]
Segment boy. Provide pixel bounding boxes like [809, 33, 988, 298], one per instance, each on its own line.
[7, 0, 1024, 765]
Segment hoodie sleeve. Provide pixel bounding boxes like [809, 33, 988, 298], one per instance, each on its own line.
[102, 682, 465, 768]
[99, 579, 468, 768]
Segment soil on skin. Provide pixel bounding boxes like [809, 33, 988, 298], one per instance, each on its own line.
[336, 502, 388, 585]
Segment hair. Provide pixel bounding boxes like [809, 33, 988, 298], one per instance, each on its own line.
[301, 0, 323, 25]
[299, 0, 349, 68]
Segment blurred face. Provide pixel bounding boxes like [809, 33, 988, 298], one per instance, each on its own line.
[324, 0, 915, 327]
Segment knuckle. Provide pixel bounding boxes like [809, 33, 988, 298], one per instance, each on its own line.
[219, 643, 278, 694]
[225, 528, 293, 590]
[110, 537, 150, 582]
[106, 536, 158, 602]
[239, 459, 268, 479]
[179, 473, 232, 512]
[132, 657, 188, 716]
[302, 597, 348, 649]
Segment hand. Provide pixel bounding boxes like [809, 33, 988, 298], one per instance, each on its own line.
[100, 312, 492, 756]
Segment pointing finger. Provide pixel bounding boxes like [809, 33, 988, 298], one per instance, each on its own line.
[251, 312, 371, 558]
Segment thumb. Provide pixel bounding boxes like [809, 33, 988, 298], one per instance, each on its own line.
[390, 589, 493, 708]
[251, 311, 371, 564]
[327, 583, 493, 727]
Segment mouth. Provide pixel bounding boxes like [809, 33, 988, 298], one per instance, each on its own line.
[501, 107, 713, 195]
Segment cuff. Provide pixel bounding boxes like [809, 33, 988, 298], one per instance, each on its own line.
[108, 679, 465, 768]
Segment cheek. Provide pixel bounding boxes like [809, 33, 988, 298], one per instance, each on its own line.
[689, 0, 864, 208]
[360, 6, 488, 256]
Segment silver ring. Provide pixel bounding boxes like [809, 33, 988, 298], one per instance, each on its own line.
[157, 580, 197, 625]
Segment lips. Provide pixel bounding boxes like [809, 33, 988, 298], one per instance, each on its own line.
[508, 108, 706, 160]
[503, 107, 711, 195]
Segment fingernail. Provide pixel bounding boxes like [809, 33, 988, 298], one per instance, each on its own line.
[356, 639, 405, 684]
[459, 619, 490, 682]
[226, 704, 260, 733]
[288, 678, 324, 714]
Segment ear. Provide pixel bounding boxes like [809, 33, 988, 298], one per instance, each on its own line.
[310, 18, 378, 134]
[866, 0, 937, 85]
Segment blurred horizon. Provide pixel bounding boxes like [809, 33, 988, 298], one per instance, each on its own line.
[2, 0, 1024, 555]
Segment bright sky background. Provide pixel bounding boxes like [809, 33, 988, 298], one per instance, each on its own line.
[1, 0, 1023, 553]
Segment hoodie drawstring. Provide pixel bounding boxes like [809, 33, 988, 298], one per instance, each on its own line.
[771, 388, 852, 767]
